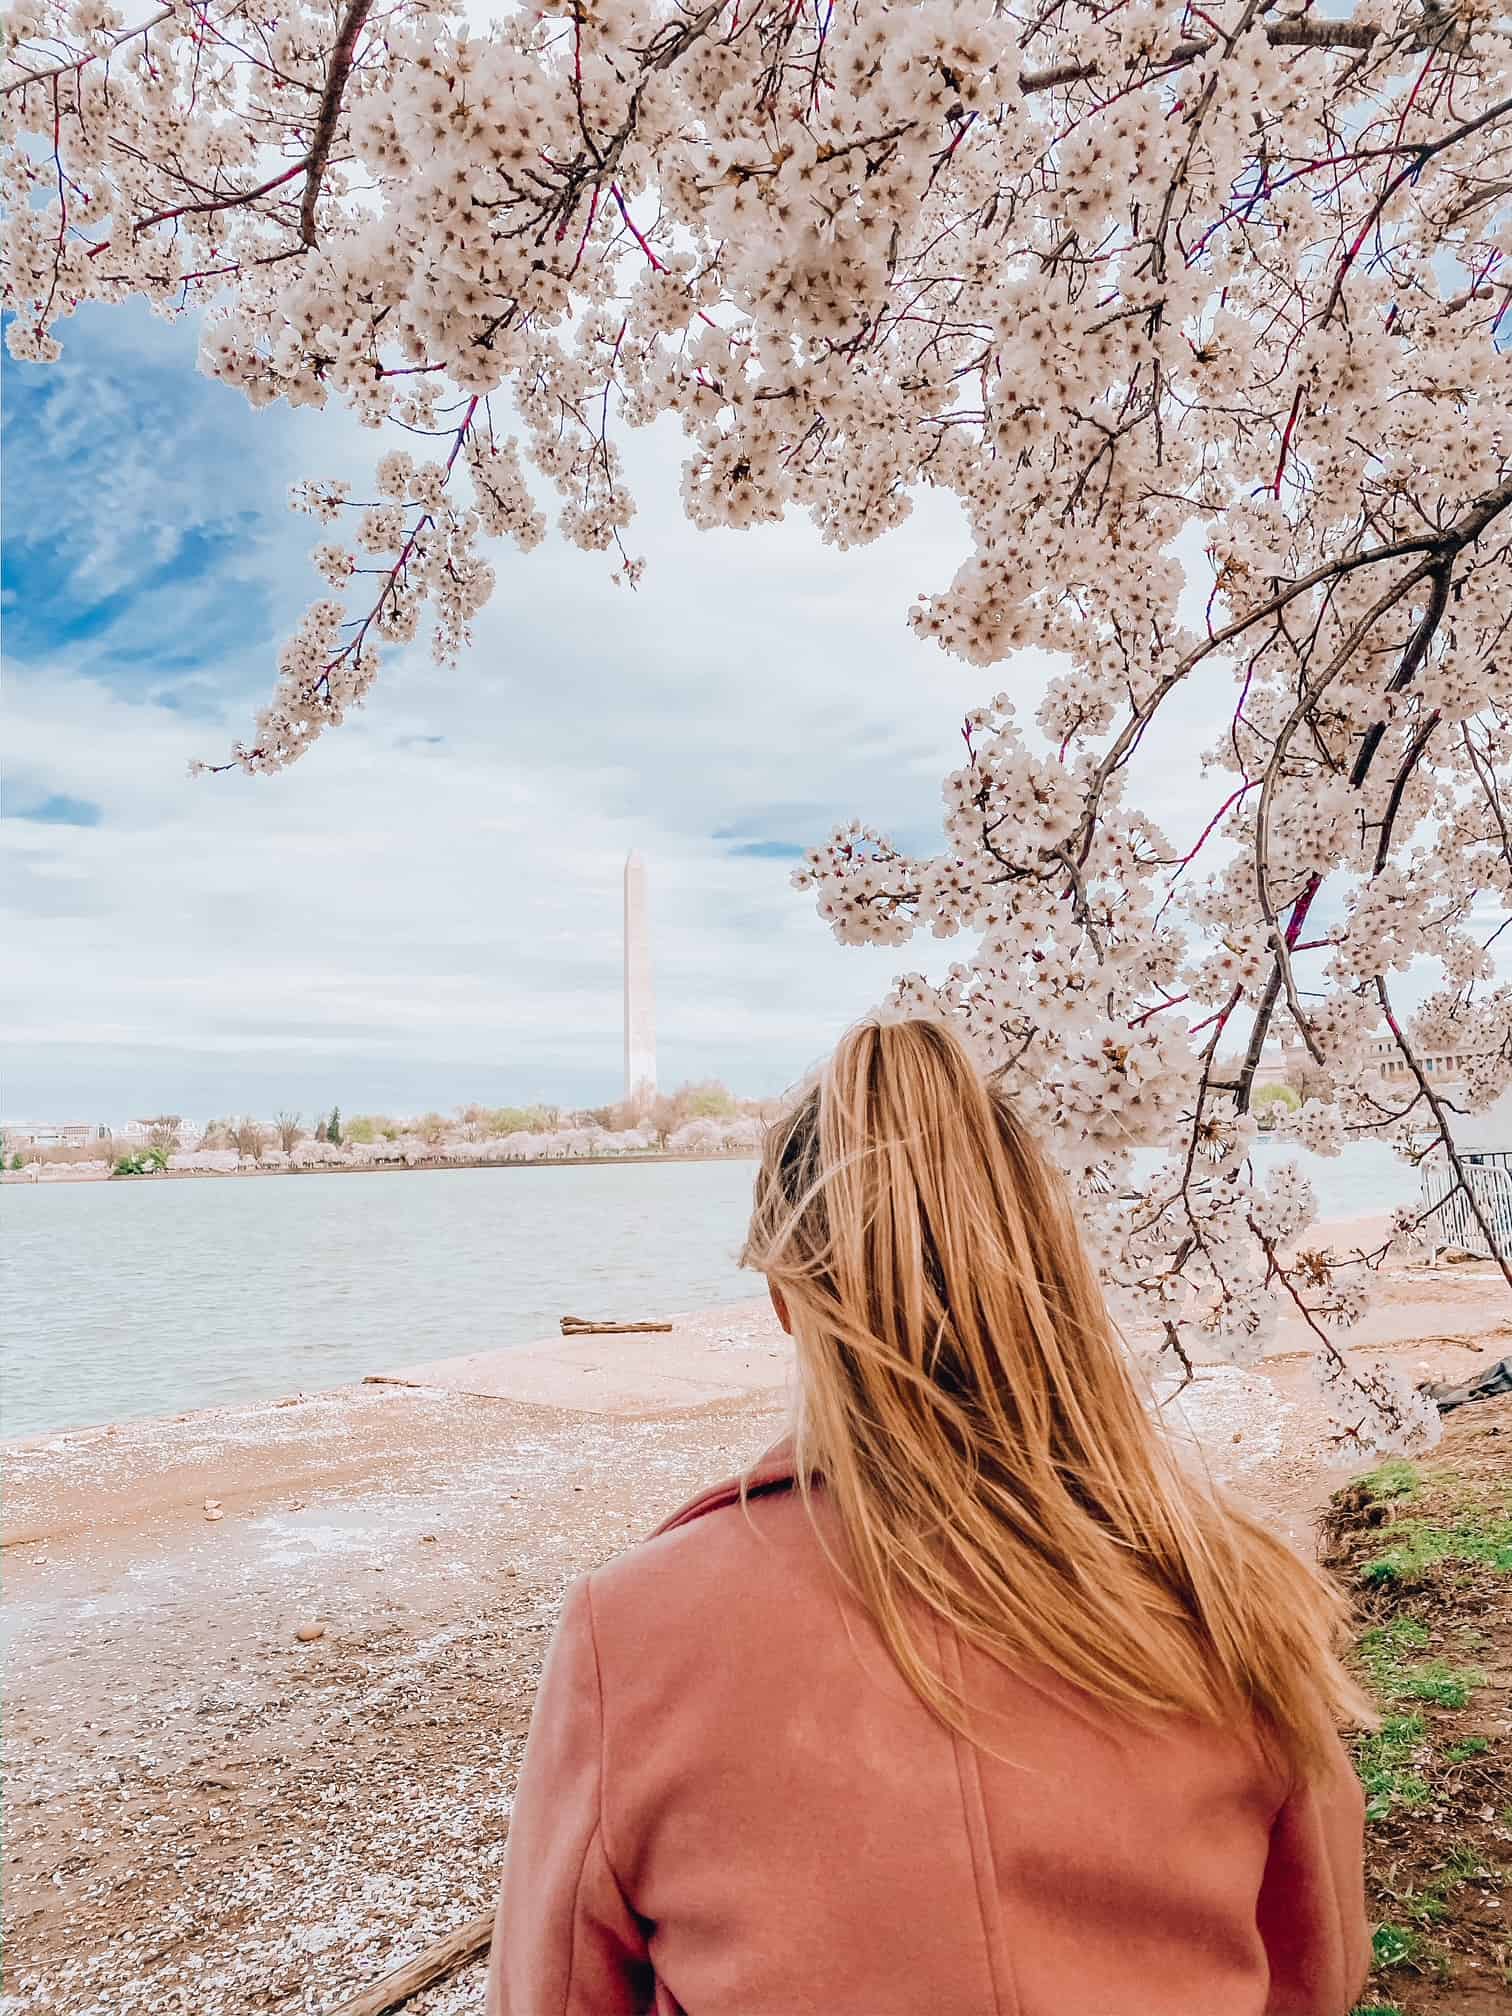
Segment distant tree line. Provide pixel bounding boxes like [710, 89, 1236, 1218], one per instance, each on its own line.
[5, 1081, 777, 1168]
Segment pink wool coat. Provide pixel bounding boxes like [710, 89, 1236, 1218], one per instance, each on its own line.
[485, 1444, 1369, 2016]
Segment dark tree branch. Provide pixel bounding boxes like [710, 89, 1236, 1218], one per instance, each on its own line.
[299, 0, 375, 246]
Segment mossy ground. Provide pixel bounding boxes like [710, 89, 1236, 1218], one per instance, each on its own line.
[1328, 1396, 1512, 2016]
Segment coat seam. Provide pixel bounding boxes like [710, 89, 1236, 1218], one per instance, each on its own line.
[934, 1612, 1021, 2016]
[559, 1817, 594, 2015]
[582, 1576, 642, 1937]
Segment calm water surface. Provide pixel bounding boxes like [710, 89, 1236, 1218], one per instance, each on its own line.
[2, 1143, 1416, 1439]
[2, 1161, 759, 1439]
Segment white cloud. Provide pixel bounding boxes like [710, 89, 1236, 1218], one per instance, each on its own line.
[1, 437, 1016, 1118]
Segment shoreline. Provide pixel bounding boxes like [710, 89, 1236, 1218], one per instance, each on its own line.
[7, 1232, 1509, 1504]
[5, 1210, 1507, 1457]
[0, 1289, 778, 1462]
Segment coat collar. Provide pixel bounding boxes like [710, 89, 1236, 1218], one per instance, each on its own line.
[650, 1436, 801, 1538]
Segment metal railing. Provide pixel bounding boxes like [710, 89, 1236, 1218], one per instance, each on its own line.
[1422, 1154, 1512, 1262]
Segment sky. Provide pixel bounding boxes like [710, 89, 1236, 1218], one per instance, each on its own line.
[3, 300, 1037, 1124]
[6, 297, 1491, 1128]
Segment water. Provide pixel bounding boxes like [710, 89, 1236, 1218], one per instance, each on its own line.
[2, 1142, 1418, 1441]
[1, 1161, 760, 1440]
[1140, 1136, 1418, 1222]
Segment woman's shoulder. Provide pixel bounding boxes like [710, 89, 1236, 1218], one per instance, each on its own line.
[583, 1438, 826, 1644]
[645, 1437, 802, 1539]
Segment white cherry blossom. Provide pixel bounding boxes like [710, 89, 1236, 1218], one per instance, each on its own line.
[6, 0, 1510, 1447]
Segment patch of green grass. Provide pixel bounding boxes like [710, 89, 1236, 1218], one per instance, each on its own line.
[1399, 1660, 1483, 1710]
[1358, 1619, 1482, 1708]
[1357, 1714, 1432, 1821]
[1395, 1884, 1452, 1927]
[1345, 1460, 1512, 2013]
[1355, 1459, 1422, 1506]
[1362, 1503, 1512, 1586]
[1360, 1615, 1430, 1691]
[1440, 1845, 1491, 1884]
[1386, 1850, 1493, 1936]
[1445, 1736, 1491, 1763]
[1371, 1923, 1422, 1969]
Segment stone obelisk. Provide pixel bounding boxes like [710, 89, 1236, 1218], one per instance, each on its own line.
[623, 851, 657, 1103]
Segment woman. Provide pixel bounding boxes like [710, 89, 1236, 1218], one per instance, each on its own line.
[487, 1017, 1370, 2016]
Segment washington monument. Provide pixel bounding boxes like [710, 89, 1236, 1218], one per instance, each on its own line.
[623, 851, 657, 1102]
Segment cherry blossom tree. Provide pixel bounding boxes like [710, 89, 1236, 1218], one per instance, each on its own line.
[5, 0, 1511, 1447]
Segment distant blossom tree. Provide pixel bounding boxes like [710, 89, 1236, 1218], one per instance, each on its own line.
[667, 1113, 762, 1152]
[232, 1119, 268, 1162]
[275, 1110, 304, 1153]
[666, 1116, 729, 1154]
[4, 0, 1511, 1447]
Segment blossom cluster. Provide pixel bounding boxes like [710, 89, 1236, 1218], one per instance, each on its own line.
[5, 0, 1510, 1446]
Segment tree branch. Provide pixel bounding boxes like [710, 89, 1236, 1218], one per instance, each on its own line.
[299, 0, 374, 247]
[1019, 14, 1380, 94]
[1, 5, 174, 97]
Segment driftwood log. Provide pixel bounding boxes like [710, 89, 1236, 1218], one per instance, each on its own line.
[560, 1315, 673, 1335]
[321, 1911, 494, 2016]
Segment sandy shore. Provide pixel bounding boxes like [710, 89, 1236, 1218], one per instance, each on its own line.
[5, 1259, 1510, 2016]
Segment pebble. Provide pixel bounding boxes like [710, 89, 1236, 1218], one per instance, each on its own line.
[294, 1624, 325, 1644]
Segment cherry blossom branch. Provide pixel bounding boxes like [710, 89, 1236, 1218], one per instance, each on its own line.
[1321, 89, 1512, 322]
[1, 5, 175, 96]
[1019, 9, 1390, 99]
[7, 0, 1509, 1450]
[133, 158, 307, 235]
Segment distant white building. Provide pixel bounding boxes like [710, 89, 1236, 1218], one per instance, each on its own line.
[1362, 1034, 1482, 1083]
[1227, 1021, 1487, 1096]
[2, 1121, 109, 1150]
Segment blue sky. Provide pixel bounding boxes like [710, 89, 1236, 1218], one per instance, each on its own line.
[3, 301, 1041, 1123]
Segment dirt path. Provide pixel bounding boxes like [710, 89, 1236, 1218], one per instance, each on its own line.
[3, 1383, 784, 2016]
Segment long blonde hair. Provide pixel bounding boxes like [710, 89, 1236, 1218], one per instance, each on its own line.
[742, 1015, 1371, 1777]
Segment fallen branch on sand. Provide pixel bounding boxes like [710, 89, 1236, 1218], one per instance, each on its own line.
[321, 1911, 494, 2016]
[560, 1315, 673, 1335]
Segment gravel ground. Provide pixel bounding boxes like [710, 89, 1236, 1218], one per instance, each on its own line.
[3, 1381, 782, 2016]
